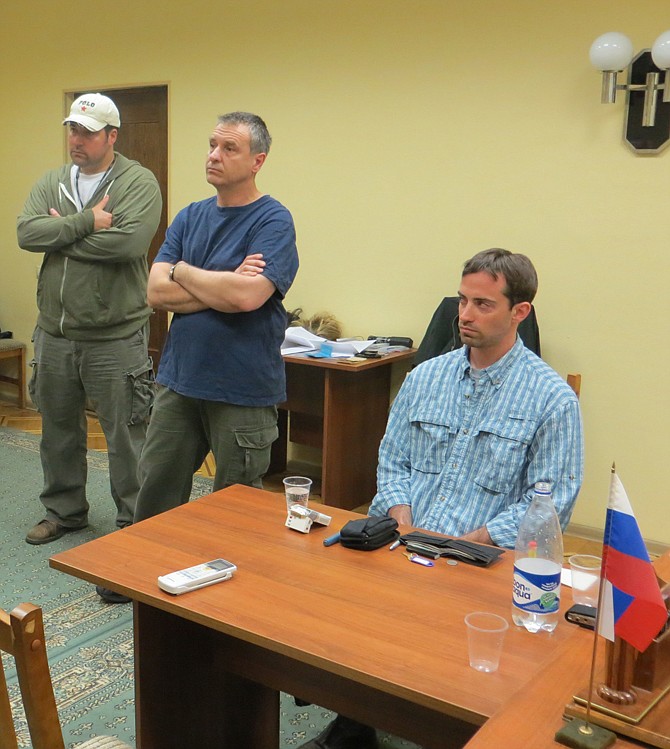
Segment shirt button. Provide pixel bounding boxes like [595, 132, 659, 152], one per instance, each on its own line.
[462, 428, 469, 435]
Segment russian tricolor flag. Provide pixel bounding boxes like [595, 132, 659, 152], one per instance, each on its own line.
[598, 470, 667, 653]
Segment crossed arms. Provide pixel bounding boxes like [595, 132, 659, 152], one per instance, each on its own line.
[18, 178, 162, 263]
[147, 253, 272, 314]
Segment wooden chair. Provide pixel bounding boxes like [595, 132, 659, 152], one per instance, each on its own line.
[566, 373, 581, 399]
[0, 603, 132, 749]
[0, 340, 27, 409]
[654, 548, 670, 588]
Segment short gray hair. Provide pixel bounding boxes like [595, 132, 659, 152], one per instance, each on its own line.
[217, 112, 272, 154]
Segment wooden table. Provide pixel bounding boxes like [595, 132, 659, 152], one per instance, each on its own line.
[270, 350, 414, 509]
[50, 485, 581, 749]
[463, 553, 670, 749]
[462, 635, 650, 749]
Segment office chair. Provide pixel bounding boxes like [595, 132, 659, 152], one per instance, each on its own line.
[414, 297, 581, 399]
[0, 602, 132, 749]
[413, 296, 541, 367]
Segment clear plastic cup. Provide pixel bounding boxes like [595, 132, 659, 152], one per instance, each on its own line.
[569, 554, 601, 607]
[464, 612, 508, 673]
[282, 476, 312, 512]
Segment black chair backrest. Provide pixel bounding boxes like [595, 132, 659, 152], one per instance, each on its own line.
[413, 296, 541, 367]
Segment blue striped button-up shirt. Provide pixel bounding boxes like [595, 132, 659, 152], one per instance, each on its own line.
[369, 338, 584, 548]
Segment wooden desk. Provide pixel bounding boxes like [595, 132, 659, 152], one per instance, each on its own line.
[462, 635, 649, 749]
[50, 485, 579, 749]
[270, 350, 414, 510]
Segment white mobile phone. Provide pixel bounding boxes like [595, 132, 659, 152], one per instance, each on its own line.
[157, 558, 237, 595]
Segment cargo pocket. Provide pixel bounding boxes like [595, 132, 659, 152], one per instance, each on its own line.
[126, 358, 156, 426]
[28, 358, 40, 412]
[474, 414, 536, 494]
[28, 326, 42, 411]
[227, 423, 279, 486]
[410, 420, 455, 474]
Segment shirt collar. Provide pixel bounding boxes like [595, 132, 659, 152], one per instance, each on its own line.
[458, 336, 525, 388]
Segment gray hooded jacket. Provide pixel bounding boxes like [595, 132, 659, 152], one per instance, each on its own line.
[17, 152, 162, 341]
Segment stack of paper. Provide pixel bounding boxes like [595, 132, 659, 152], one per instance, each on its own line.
[323, 339, 374, 357]
[281, 327, 325, 355]
[281, 327, 373, 357]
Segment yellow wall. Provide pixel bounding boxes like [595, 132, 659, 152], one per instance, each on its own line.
[1, 1, 668, 543]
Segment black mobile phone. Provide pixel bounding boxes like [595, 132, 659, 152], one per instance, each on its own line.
[565, 603, 596, 629]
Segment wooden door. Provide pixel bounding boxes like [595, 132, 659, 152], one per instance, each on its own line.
[72, 85, 169, 366]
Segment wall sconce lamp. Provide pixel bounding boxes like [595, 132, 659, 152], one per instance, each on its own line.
[590, 31, 670, 152]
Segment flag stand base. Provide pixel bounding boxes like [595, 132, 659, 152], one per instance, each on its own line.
[569, 680, 670, 725]
[564, 691, 670, 749]
[563, 627, 670, 749]
[555, 719, 616, 749]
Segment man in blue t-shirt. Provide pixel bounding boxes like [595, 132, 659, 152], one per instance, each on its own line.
[134, 112, 298, 527]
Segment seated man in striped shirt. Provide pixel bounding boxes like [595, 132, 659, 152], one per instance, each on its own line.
[301, 248, 584, 749]
[370, 247, 583, 548]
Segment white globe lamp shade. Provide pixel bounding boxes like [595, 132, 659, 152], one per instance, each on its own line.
[651, 30, 670, 70]
[589, 32, 634, 72]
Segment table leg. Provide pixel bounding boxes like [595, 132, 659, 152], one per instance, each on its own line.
[321, 365, 391, 509]
[134, 603, 279, 748]
[268, 407, 289, 475]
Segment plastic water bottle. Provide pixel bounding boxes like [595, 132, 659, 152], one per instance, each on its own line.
[512, 482, 563, 633]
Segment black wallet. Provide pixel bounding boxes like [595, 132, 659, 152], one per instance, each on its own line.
[399, 532, 505, 567]
[339, 516, 400, 550]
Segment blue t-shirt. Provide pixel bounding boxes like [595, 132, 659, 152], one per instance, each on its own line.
[155, 195, 298, 406]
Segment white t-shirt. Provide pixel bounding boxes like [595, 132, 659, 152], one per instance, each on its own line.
[70, 166, 106, 211]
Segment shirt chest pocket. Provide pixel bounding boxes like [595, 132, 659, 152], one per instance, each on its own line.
[474, 414, 537, 494]
[409, 419, 458, 474]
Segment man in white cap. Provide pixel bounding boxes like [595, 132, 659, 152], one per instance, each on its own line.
[17, 93, 162, 601]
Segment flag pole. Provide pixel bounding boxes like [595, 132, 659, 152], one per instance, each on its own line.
[554, 464, 617, 749]
[581, 468, 612, 733]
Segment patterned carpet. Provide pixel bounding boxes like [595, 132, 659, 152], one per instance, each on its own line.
[1, 427, 137, 747]
[0, 426, 421, 748]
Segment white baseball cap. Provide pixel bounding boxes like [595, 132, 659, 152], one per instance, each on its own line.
[63, 93, 121, 131]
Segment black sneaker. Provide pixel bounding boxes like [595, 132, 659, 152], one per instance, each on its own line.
[297, 716, 377, 748]
[96, 586, 131, 604]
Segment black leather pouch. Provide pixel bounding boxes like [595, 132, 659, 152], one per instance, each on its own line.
[399, 531, 505, 567]
[339, 516, 399, 550]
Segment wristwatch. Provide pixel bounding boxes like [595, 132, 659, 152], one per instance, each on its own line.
[168, 264, 177, 282]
